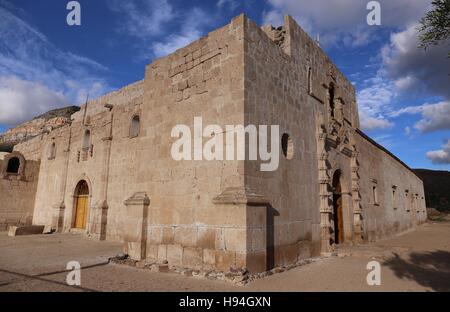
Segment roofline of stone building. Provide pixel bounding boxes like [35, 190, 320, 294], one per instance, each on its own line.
[282, 14, 356, 96]
[78, 79, 144, 109]
[356, 128, 422, 181]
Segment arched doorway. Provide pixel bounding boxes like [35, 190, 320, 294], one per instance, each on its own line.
[74, 180, 89, 229]
[332, 170, 344, 244]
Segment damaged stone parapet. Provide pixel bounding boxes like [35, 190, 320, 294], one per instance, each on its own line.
[261, 25, 287, 49]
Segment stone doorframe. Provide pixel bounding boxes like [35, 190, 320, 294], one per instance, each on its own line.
[317, 118, 334, 255]
[70, 179, 92, 231]
[351, 146, 363, 243]
[316, 113, 363, 255]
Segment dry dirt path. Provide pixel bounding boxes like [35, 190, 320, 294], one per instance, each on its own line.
[0, 222, 449, 292]
[248, 222, 450, 291]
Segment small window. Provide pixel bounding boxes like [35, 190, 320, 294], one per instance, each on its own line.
[83, 130, 91, 149]
[372, 185, 379, 205]
[48, 142, 56, 160]
[130, 115, 140, 138]
[405, 190, 410, 211]
[307, 67, 312, 94]
[281, 133, 294, 160]
[6, 157, 20, 174]
[392, 186, 397, 209]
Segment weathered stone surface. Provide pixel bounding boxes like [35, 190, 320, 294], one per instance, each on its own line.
[151, 264, 169, 273]
[166, 244, 183, 266]
[0, 153, 39, 230]
[122, 192, 150, 261]
[1, 14, 427, 275]
[8, 225, 45, 237]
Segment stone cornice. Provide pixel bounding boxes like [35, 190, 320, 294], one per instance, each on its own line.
[212, 187, 270, 206]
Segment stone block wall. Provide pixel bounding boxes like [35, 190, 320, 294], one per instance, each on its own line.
[355, 132, 427, 241]
[16, 125, 71, 227]
[0, 153, 40, 231]
[243, 16, 320, 267]
[19, 13, 428, 274]
[128, 14, 248, 271]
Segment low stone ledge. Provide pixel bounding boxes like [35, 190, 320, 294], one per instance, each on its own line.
[109, 253, 324, 286]
[8, 225, 45, 237]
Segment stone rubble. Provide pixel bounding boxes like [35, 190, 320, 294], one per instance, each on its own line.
[109, 253, 325, 285]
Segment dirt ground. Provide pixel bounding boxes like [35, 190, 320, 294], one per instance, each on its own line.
[0, 222, 449, 292]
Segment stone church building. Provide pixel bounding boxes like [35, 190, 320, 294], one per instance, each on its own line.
[0, 15, 427, 273]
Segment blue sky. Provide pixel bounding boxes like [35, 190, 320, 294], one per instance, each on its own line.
[0, 0, 449, 170]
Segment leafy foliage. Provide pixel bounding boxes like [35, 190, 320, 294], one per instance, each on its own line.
[418, 0, 450, 57]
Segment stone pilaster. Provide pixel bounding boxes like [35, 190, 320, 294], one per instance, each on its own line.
[123, 192, 150, 260]
[52, 128, 72, 233]
[51, 202, 65, 233]
[89, 200, 108, 240]
[351, 146, 363, 242]
[212, 186, 269, 273]
[316, 116, 333, 255]
[90, 110, 113, 241]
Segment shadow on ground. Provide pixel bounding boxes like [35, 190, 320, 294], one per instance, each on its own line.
[384, 250, 450, 291]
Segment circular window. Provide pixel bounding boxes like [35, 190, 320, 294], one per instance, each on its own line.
[281, 133, 294, 160]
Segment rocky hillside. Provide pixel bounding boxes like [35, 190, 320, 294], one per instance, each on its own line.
[0, 106, 80, 152]
[414, 169, 450, 212]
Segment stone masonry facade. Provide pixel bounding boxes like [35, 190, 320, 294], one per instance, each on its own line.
[2, 14, 426, 273]
[0, 152, 40, 231]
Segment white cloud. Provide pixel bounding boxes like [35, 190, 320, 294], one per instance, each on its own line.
[353, 14, 450, 134]
[390, 101, 450, 133]
[152, 8, 211, 58]
[262, 0, 432, 47]
[356, 71, 396, 130]
[427, 140, 450, 165]
[0, 4, 111, 126]
[108, 1, 211, 59]
[0, 76, 67, 125]
[394, 76, 419, 91]
[217, 0, 239, 11]
[359, 112, 393, 131]
[108, 0, 175, 38]
[152, 32, 200, 58]
[382, 23, 450, 100]
[353, 15, 449, 133]
[405, 126, 412, 137]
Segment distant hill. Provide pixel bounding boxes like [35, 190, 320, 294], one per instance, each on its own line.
[414, 169, 450, 212]
[0, 106, 80, 152]
[32, 106, 80, 121]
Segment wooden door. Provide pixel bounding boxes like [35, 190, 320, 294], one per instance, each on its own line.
[74, 196, 88, 229]
[336, 196, 344, 243]
[333, 193, 344, 244]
